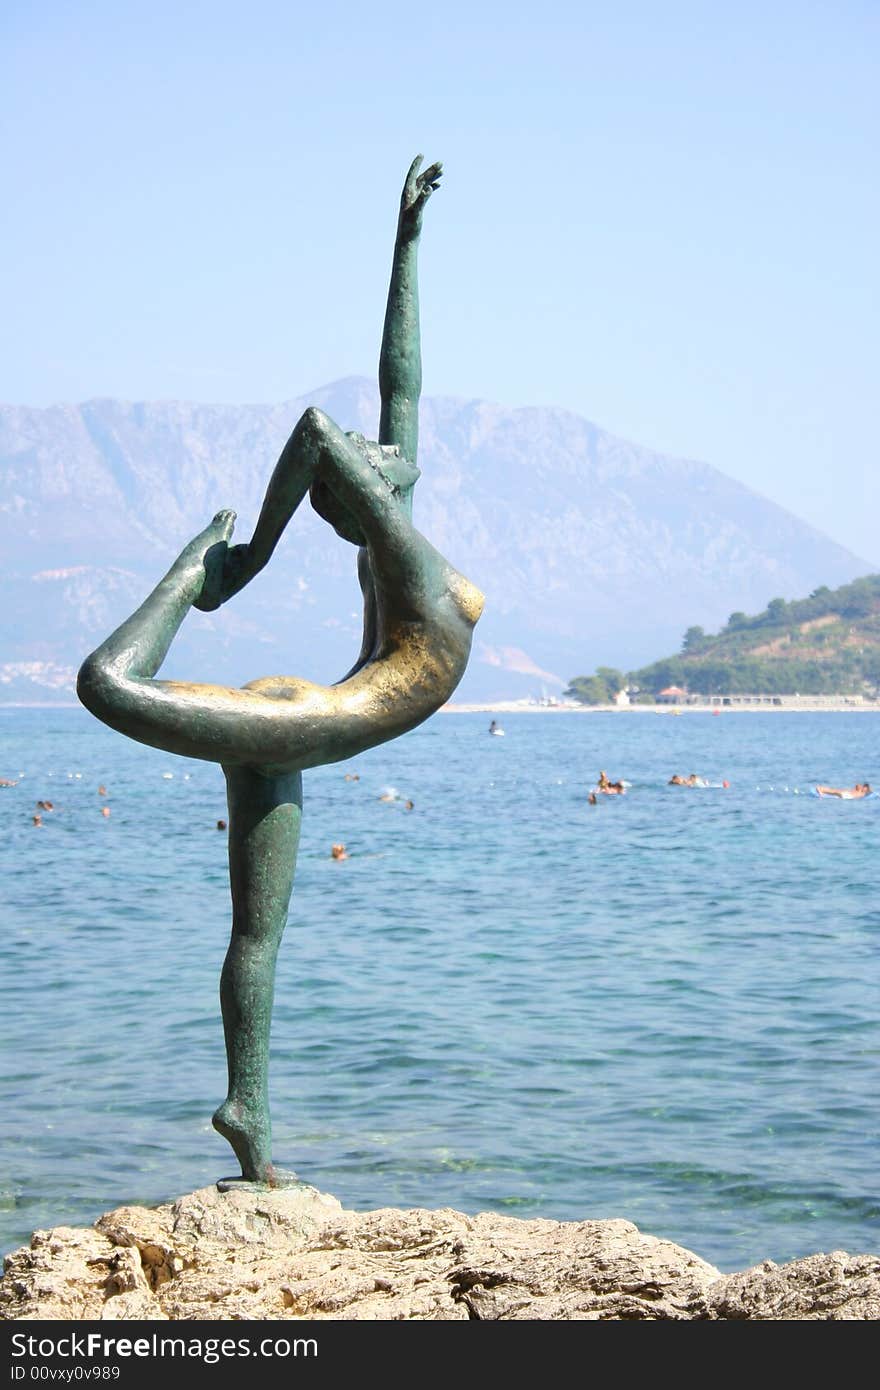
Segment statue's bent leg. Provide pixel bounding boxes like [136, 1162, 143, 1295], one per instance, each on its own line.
[79, 511, 235, 689]
[77, 510, 324, 771]
[76, 510, 253, 764]
[213, 764, 303, 1184]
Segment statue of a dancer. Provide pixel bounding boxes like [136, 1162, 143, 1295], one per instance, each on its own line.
[77, 158, 484, 1188]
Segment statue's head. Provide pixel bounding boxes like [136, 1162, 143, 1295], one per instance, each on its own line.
[309, 434, 421, 546]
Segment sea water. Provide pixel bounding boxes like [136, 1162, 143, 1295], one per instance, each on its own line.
[1, 706, 878, 1273]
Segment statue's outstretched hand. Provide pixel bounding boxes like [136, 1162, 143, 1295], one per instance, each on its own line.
[398, 155, 442, 241]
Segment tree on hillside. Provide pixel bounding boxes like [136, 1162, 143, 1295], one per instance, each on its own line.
[626, 657, 687, 695]
[840, 578, 877, 617]
[682, 625, 705, 652]
[595, 666, 624, 694]
[565, 674, 614, 705]
[566, 667, 627, 705]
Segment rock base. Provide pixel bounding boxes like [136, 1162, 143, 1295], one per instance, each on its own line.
[2, 1186, 878, 1320]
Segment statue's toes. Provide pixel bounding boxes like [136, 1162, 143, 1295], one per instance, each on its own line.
[213, 509, 237, 540]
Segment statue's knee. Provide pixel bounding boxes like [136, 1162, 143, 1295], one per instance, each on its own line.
[76, 655, 120, 719]
[298, 406, 333, 444]
[76, 655, 101, 710]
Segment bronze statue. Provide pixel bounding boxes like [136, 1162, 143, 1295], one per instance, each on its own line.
[77, 157, 484, 1188]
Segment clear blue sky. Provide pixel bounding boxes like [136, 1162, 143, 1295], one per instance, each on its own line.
[3, 0, 878, 564]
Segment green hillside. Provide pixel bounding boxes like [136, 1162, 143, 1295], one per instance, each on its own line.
[566, 575, 880, 702]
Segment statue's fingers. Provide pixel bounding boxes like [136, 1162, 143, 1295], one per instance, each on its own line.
[404, 154, 424, 192]
[420, 161, 443, 185]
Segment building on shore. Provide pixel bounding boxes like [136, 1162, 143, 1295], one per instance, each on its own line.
[652, 684, 875, 708]
[657, 685, 688, 705]
[700, 692, 874, 708]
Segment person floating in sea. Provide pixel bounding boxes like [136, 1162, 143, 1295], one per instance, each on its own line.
[669, 774, 730, 788]
[815, 781, 873, 799]
[32, 813, 42, 827]
[98, 784, 108, 797]
[330, 843, 348, 860]
[596, 771, 625, 794]
[488, 719, 504, 735]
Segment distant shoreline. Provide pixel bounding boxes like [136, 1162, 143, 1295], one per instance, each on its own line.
[1, 698, 878, 716]
[442, 701, 880, 715]
[0, 702, 81, 709]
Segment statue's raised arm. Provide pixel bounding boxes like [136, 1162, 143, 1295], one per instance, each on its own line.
[195, 156, 442, 613]
[378, 155, 442, 485]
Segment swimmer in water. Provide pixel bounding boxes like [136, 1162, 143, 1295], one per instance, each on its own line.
[98, 785, 108, 796]
[588, 792, 597, 805]
[32, 814, 42, 827]
[217, 819, 227, 830]
[101, 805, 111, 817]
[596, 771, 625, 793]
[331, 843, 348, 860]
[596, 772, 625, 794]
[815, 782, 872, 799]
[669, 773, 728, 788]
[76, 155, 483, 1188]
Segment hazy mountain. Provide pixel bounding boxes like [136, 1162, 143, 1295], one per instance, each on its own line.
[0, 377, 872, 704]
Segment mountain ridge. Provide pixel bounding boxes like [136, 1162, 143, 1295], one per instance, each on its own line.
[1, 378, 871, 703]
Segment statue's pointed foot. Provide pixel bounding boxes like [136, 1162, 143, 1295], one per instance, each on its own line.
[216, 1167, 304, 1193]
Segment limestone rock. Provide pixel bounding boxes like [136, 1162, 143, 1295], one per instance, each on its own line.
[0, 1225, 162, 1322]
[704, 1250, 880, 1320]
[2, 1187, 877, 1321]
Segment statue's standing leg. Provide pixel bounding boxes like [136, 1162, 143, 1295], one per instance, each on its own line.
[212, 764, 303, 1185]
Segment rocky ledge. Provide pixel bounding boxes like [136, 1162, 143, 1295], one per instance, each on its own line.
[2, 1185, 878, 1320]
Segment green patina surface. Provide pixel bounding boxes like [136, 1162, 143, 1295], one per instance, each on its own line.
[78, 158, 483, 1183]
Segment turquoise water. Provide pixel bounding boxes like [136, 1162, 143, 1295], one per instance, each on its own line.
[1, 706, 878, 1274]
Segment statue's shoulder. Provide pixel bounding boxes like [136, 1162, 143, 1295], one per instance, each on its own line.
[345, 432, 421, 493]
